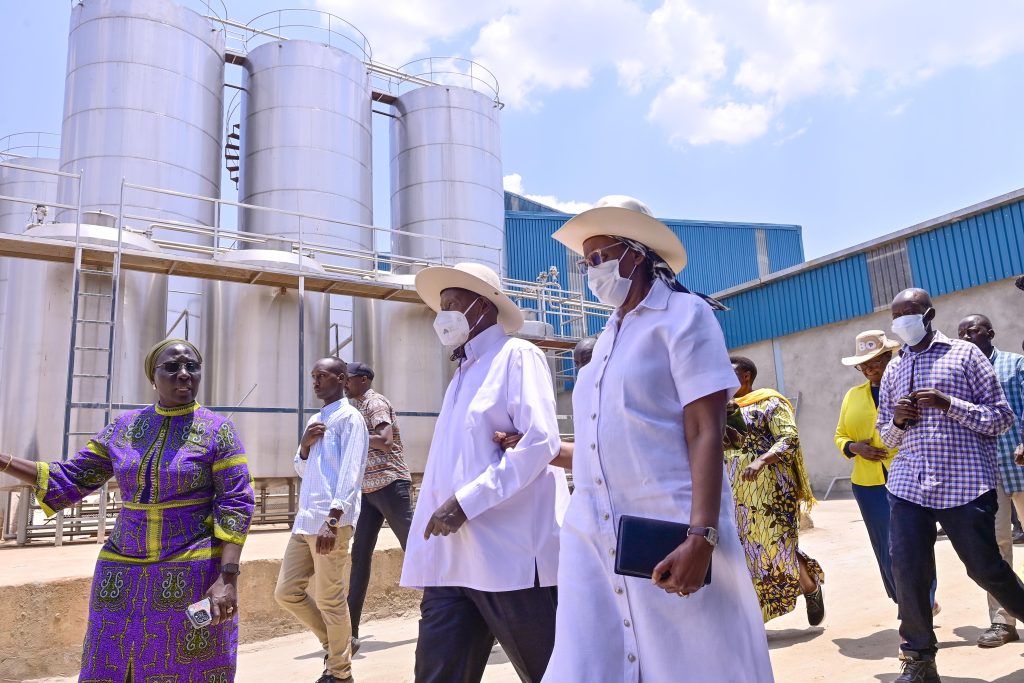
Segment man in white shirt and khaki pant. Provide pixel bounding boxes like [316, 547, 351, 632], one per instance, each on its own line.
[275, 357, 369, 683]
[401, 262, 569, 683]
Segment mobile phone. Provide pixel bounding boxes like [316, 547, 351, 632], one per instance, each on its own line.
[186, 598, 213, 629]
[901, 394, 918, 428]
[726, 409, 748, 434]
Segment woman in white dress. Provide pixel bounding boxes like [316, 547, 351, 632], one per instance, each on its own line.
[541, 196, 774, 683]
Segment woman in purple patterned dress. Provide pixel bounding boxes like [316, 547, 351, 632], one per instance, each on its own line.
[0, 339, 254, 682]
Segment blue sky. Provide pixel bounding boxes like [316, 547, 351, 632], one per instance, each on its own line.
[3, 1, 1023, 259]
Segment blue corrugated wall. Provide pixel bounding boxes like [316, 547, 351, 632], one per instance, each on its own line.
[716, 254, 874, 349]
[908, 199, 1024, 298]
[504, 212, 804, 297]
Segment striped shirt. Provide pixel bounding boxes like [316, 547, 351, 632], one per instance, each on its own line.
[349, 389, 411, 494]
[990, 348, 1024, 493]
[292, 397, 369, 534]
[878, 331, 1015, 509]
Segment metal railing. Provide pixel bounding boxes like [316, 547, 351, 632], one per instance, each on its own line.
[393, 57, 502, 104]
[244, 8, 372, 61]
[0, 132, 61, 160]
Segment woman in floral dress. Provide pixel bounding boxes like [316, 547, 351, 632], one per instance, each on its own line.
[725, 356, 825, 625]
[0, 339, 254, 682]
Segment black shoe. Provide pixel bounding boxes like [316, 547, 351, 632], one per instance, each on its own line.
[316, 675, 354, 683]
[351, 636, 361, 655]
[895, 657, 940, 683]
[1013, 529, 1024, 545]
[977, 623, 1020, 648]
[805, 584, 825, 626]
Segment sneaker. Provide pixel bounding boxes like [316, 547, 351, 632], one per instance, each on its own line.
[805, 584, 825, 626]
[895, 657, 940, 683]
[315, 676, 354, 683]
[351, 636, 361, 655]
[977, 623, 1020, 648]
[932, 602, 941, 617]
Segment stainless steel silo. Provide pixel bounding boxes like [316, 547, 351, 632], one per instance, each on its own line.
[239, 39, 373, 256]
[0, 224, 166, 484]
[389, 85, 505, 274]
[204, 252, 329, 479]
[0, 157, 59, 382]
[209, 32, 372, 479]
[56, 0, 225, 230]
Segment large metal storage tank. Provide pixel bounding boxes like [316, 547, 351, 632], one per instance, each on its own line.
[56, 0, 225, 230]
[0, 156, 60, 382]
[239, 39, 373, 255]
[389, 84, 505, 273]
[354, 79, 505, 474]
[207, 24, 372, 479]
[0, 223, 166, 484]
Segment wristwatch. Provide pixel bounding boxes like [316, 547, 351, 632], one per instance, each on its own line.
[220, 563, 241, 576]
[325, 516, 340, 529]
[687, 526, 719, 548]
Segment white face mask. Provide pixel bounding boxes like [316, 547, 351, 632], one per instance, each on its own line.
[433, 298, 485, 347]
[892, 313, 929, 346]
[587, 257, 638, 307]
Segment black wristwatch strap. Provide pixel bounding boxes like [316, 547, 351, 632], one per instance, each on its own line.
[220, 563, 240, 576]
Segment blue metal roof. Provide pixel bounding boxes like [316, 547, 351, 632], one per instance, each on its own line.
[713, 189, 1024, 349]
[504, 211, 804, 299]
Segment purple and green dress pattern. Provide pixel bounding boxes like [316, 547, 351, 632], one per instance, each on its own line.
[36, 401, 254, 682]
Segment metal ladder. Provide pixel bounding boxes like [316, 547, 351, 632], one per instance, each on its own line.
[49, 240, 123, 545]
[225, 122, 240, 187]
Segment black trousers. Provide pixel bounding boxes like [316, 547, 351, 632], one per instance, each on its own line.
[347, 479, 413, 637]
[890, 489, 1024, 658]
[414, 583, 558, 683]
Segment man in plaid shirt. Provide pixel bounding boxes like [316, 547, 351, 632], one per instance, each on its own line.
[877, 289, 1022, 683]
[957, 313, 1024, 648]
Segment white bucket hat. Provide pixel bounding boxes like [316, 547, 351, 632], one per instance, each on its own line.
[414, 262, 525, 334]
[841, 330, 901, 366]
[551, 195, 688, 273]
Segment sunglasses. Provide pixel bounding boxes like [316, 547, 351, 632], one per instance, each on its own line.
[159, 360, 202, 374]
[574, 242, 628, 274]
[855, 356, 889, 372]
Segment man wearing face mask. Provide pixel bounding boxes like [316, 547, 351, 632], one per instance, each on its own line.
[877, 288, 1022, 683]
[400, 261, 569, 683]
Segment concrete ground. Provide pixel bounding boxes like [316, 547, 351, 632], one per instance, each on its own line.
[16, 498, 1024, 683]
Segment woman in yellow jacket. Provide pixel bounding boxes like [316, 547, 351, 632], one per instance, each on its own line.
[836, 330, 900, 602]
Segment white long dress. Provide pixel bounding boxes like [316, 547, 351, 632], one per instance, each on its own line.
[542, 280, 775, 683]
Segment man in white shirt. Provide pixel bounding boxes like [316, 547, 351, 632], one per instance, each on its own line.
[401, 262, 569, 683]
[274, 357, 369, 683]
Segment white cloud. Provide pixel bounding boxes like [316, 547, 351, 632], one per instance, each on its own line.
[316, 0, 1024, 146]
[886, 101, 910, 117]
[503, 173, 593, 214]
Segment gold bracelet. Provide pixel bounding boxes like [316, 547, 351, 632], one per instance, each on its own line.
[0, 454, 12, 473]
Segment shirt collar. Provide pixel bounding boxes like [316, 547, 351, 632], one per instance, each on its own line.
[902, 329, 952, 355]
[320, 397, 347, 417]
[610, 279, 671, 325]
[463, 323, 505, 362]
[989, 347, 1000, 361]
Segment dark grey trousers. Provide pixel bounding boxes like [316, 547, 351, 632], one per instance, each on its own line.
[413, 582, 558, 683]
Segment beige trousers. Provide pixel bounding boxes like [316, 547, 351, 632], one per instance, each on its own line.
[990, 482, 1024, 626]
[274, 529, 354, 677]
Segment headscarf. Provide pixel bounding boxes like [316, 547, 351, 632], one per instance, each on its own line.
[144, 338, 203, 381]
[615, 236, 728, 311]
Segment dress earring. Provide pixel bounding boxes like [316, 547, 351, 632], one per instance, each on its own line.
[152, 383, 157, 390]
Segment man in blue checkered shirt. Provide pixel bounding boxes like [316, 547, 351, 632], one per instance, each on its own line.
[957, 313, 1024, 648]
[877, 288, 1021, 683]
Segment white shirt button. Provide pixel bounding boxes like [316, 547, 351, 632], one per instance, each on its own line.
[615, 586, 624, 594]
[595, 478, 603, 486]
[608, 548, 616, 556]
[628, 654, 636, 663]
[624, 619, 631, 628]
[591, 443, 596, 450]
[603, 513, 610, 521]
[591, 413, 597, 420]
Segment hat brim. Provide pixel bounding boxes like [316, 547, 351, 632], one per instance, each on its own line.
[841, 340, 901, 366]
[552, 206, 688, 273]
[415, 266, 525, 334]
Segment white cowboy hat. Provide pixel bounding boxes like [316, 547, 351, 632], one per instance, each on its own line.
[415, 262, 525, 334]
[841, 330, 901, 366]
[551, 195, 688, 273]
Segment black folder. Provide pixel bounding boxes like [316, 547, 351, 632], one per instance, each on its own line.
[614, 514, 713, 585]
